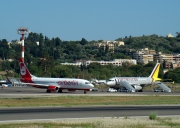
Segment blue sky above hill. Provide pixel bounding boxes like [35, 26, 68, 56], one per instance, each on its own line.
[0, 0, 180, 41]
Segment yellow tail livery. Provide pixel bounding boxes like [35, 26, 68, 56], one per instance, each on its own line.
[149, 63, 162, 82]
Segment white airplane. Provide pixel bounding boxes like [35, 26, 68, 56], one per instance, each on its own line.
[0, 76, 12, 87]
[18, 58, 94, 94]
[106, 63, 163, 92]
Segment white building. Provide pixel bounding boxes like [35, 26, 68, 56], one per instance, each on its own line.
[94, 40, 125, 53]
[61, 59, 137, 67]
[85, 59, 137, 66]
[166, 33, 174, 38]
[61, 62, 82, 67]
[133, 48, 156, 64]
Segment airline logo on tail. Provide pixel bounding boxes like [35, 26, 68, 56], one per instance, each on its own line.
[20, 62, 26, 76]
[149, 63, 162, 82]
[18, 58, 32, 79]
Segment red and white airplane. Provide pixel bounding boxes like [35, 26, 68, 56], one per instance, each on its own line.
[18, 58, 94, 94]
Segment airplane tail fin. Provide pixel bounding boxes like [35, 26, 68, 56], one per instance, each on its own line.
[149, 63, 162, 82]
[5, 71, 12, 83]
[18, 58, 32, 79]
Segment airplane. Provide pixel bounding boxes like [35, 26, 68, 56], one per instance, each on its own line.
[106, 63, 166, 92]
[0, 75, 12, 88]
[18, 58, 94, 94]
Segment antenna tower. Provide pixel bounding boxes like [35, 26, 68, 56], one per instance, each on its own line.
[17, 27, 28, 62]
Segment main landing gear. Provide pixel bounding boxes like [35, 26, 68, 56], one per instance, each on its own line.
[46, 89, 51, 93]
[58, 89, 62, 93]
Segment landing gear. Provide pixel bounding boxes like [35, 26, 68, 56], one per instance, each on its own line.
[84, 91, 87, 94]
[46, 90, 51, 93]
[139, 89, 143, 92]
[58, 89, 62, 93]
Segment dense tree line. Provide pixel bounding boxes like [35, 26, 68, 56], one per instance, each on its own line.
[0, 32, 180, 83]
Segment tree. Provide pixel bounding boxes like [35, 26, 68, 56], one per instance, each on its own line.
[176, 32, 180, 38]
[80, 38, 88, 45]
[55, 37, 62, 46]
[105, 45, 109, 53]
[164, 67, 180, 83]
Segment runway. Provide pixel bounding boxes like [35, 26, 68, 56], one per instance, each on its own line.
[0, 105, 180, 122]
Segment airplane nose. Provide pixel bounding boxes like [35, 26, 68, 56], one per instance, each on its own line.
[106, 81, 113, 86]
[91, 84, 94, 88]
[106, 82, 110, 85]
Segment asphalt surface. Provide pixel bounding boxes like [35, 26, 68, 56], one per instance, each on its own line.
[0, 86, 180, 123]
[0, 86, 180, 98]
[0, 106, 180, 122]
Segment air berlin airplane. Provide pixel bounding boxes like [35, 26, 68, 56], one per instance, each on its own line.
[18, 58, 94, 94]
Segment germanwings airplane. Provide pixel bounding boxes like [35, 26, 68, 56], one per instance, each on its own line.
[106, 63, 162, 92]
[18, 58, 94, 94]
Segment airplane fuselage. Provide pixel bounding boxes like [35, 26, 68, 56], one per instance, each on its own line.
[107, 77, 153, 88]
[22, 77, 93, 90]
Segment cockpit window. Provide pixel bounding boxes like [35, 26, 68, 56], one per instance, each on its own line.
[85, 82, 91, 84]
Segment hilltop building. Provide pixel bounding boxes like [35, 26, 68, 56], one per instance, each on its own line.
[166, 33, 174, 38]
[133, 48, 156, 64]
[94, 40, 125, 53]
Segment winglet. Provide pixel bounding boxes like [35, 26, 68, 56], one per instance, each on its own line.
[149, 63, 162, 82]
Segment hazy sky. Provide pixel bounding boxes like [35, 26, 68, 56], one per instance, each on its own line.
[0, 0, 180, 42]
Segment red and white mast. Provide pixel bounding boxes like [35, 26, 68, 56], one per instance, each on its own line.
[17, 27, 28, 62]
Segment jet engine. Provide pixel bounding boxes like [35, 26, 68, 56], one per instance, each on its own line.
[132, 85, 142, 91]
[47, 85, 58, 93]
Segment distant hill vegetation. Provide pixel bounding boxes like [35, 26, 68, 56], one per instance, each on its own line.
[0, 32, 180, 82]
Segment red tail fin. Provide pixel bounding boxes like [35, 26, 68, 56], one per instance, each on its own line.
[18, 58, 32, 79]
[5, 71, 12, 83]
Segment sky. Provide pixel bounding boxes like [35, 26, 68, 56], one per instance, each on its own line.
[0, 0, 180, 42]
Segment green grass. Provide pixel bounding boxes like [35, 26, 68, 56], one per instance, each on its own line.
[0, 122, 97, 128]
[0, 95, 180, 107]
[157, 118, 180, 127]
[1, 117, 180, 128]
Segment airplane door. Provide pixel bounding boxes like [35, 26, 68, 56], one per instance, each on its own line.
[115, 79, 118, 85]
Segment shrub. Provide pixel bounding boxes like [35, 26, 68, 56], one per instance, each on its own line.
[149, 112, 157, 120]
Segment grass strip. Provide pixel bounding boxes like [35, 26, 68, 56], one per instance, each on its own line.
[0, 96, 180, 107]
[1, 117, 180, 128]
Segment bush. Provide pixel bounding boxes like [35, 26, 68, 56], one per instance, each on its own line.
[149, 112, 157, 120]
